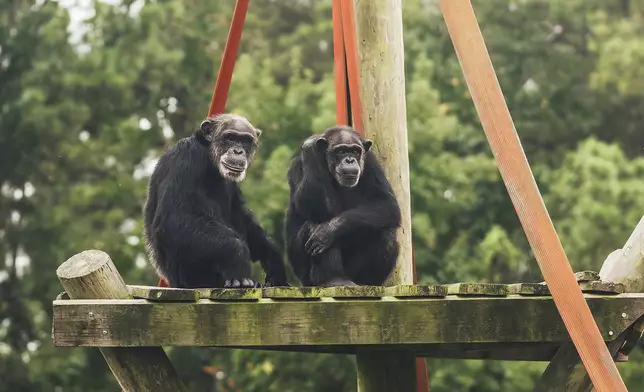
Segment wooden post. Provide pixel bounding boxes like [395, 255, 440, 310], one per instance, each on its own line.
[353, 0, 420, 391]
[439, 1, 626, 391]
[56, 250, 186, 392]
[535, 214, 644, 391]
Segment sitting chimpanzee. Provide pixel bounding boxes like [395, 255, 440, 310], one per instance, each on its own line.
[143, 113, 289, 288]
[285, 126, 401, 287]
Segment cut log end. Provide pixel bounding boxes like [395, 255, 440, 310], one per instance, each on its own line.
[56, 249, 112, 279]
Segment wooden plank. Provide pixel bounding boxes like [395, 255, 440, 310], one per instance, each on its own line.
[52, 295, 644, 348]
[508, 283, 550, 296]
[535, 217, 644, 391]
[55, 250, 186, 392]
[320, 286, 385, 298]
[575, 271, 601, 282]
[439, 1, 627, 390]
[207, 288, 262, 301]
[262, 287, 323, 299]
[128, 285, 199, 302]
[579, 281, 625, 295]
[446, 283, 509, 296]
[385, 285, 447, 298]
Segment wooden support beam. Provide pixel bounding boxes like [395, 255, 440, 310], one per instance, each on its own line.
[56, 250, 186, 392]
[438, 1, 627, 391]
[52, 294, 644, 348]
[353, 0, 419, 389]
[535, 216, 644, 391]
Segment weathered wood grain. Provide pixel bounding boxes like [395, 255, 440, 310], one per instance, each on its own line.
[52, 295, 644, 348]
[261, 287, 323, 299]
[508, 283, 550, 296]
[579, 281, 625, 295]
[128, 285, 199, 302]
[56, 250, 186, 392]
[446, 282, 509, 296]
[384, 285, 448, 298]
[575, 271, 601, 282]
[208, 288, 262, 301]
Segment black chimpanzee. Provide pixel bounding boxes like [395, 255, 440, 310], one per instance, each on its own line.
[143, 113, 289, 288]
[285, 125, 401, 287]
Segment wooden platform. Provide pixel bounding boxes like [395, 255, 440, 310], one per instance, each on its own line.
[52, 279, 644, 362]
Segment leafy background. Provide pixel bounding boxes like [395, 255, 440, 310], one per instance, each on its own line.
[2, 0, 644, 391]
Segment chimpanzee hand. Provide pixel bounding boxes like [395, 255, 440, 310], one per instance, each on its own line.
[305, 222, 336, 256]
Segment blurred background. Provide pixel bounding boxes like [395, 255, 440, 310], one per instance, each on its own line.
[2, 0, 644, 390]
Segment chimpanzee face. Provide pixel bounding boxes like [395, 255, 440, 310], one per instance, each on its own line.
[315, 126, 372, 188]
[200, 114, 262, 182]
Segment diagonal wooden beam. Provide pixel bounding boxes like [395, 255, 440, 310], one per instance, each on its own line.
[438, 1, 627, 391]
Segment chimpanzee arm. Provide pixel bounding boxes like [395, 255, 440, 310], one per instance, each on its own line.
[289, 153, 337, 223]
[232, 188, 289, 286]
[331, 156, 401, 237]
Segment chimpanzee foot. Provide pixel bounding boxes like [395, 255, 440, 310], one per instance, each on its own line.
[224, 278, 259, 288]
[321, 277, 357, 287]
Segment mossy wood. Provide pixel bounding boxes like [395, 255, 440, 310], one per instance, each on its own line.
[52, 294, 644, 348]
[56, 250, 186, 392]
[121, 276, 620, 303]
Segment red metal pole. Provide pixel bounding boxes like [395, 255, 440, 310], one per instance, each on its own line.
[207, 0, 250, 116]
[339, 0, 364, 134]
[332, 0, 349, 126]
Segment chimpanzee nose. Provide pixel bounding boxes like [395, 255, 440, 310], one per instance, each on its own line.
[232, 148, 244, 155]
[344, 157, 357, 164]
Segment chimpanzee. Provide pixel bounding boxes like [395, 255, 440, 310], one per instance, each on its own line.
[143, 113, 289, 288]
[285, 126, 401, 287]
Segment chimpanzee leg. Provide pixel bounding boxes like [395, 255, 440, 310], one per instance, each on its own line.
[344, 229, 398, 286]
[310, 247, 356, 287]
[173, 233, 254, 288]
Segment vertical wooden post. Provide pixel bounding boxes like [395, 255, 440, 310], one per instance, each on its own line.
[56, 250, 186, 392]
[354, 0, 413, 286]
[353, 0, 420, 391]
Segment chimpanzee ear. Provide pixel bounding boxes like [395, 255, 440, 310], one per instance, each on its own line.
[200, 119, 215, 141]
[315, 137, 329, 151]
[255, 128, 263, 138]
[363, 139, 373, 152]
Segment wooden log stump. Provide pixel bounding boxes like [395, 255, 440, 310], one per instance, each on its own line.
[56, 250, 186, 392]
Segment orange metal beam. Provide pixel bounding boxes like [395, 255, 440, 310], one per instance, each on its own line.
[439, 1, 627, 391]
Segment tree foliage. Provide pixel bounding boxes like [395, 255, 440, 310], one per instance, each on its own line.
[1, 0, 644, 390]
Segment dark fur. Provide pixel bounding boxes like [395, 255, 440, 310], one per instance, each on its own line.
[143, 114, 289, 288]
[285, 126, 401, 286]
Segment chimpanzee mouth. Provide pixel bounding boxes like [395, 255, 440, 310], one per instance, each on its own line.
[222, 162, 246, 174]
